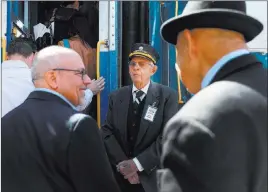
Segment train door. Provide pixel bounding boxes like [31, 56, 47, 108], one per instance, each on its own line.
[98, 1, 119, 125]
[98, 1, 191, 124]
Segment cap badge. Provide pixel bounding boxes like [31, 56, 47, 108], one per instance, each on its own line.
[139, 46, 143, 51]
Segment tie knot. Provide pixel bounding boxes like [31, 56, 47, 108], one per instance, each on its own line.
[135, 90, 144, 98]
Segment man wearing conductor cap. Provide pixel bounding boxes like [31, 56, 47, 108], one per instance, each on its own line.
[101, 43, 178, 192]
[159, 1, 267, 192]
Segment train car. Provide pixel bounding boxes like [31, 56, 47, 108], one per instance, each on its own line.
[1, 1, 267, 126]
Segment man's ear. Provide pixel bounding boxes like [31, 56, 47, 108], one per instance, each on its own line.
[152, 65, 158, 74]
[183, 29, 197, 59]
[27, 53, 35, 67]
[44, 71, 58, 89]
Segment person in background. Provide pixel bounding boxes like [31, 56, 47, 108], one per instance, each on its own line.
[1, 38, 35, 117]
[22, 37, 38, 53]
[1, 46, 120, 192]
[101, 43, 178, 192]
[159, 1, 267, 192]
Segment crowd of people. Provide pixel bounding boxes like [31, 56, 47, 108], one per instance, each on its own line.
[1, 1, 267, 192]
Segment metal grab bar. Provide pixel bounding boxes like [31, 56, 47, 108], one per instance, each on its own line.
[96, 40, 108, 128]
[175, 1, 184, 104]
[1, 37, 7, 62]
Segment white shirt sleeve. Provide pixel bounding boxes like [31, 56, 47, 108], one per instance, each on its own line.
[133, 157, 144, 172]
[76, 89, 93, 111]
[2, 62, 35, 117]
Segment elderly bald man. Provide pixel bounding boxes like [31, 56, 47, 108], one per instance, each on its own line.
[159, 1, 267, 192]
[1, 46, 120, 192]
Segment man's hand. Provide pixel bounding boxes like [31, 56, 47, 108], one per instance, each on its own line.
[124, 172, 140, 184]
[88, 77, 105, 95]
[117, 160, 138, 176]
[117, 160, 140, 184]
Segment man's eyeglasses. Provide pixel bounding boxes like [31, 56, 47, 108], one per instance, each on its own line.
[52, 68, 87, 80]
[129, 61, 154, 68]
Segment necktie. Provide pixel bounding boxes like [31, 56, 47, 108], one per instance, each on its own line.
[134, 90, 144, 105]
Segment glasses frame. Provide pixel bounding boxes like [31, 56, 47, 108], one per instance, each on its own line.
[52, 68, 87, 81]
[128, 61, 154, 68]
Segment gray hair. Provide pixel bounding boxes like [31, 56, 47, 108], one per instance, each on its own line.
[31, 46, 77, 81]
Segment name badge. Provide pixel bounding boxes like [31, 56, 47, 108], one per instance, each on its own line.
[144, 105, 158, 122]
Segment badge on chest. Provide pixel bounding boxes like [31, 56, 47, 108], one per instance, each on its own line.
[144, 102, 158, 122]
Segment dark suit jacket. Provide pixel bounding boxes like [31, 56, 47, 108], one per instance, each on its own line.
[160, 54, 267, 192]
[1, 91, 120, 192]
[101, 82, 178, 192]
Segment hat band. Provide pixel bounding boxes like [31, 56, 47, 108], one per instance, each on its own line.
[129, 52, 156, 64]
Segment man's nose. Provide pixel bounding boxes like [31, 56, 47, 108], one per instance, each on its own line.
[83, 75, 91, 85]
[133, 63, 141, 70]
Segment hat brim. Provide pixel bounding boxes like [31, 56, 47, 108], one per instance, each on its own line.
[160, 9, 263, 45]
[129, 53, 157, 64]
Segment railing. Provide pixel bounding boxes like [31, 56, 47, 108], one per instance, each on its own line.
[96, 40, 109, 128]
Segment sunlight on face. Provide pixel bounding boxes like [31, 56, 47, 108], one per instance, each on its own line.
[176, 30, 201, 94]
[129, 56, 156, 85]
[56, 54, 91, 106]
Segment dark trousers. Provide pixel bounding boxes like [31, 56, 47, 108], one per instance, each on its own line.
[119, 178, 145, 192]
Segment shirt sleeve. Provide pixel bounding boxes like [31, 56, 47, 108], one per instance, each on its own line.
[76, 89, 93, 111]
[133, 157, 144, 172]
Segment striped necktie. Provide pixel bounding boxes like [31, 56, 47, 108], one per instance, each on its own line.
[134, 90, 145, 105]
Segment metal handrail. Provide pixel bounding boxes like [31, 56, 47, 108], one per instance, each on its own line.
[96, 40, 108, 128]
[175, 1, 184, 104]
[1, 37, 7, 62]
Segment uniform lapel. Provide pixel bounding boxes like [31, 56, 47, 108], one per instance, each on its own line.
[135, 82, 160, 147]
[117, 85, 132, 142]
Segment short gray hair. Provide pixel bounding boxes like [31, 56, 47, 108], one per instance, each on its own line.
[31, 46, 76, 81]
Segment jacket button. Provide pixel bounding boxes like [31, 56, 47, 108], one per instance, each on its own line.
[130, 137, 134, 141]
[132, 123, 136, 126]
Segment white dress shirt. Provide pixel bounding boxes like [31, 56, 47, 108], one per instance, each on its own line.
[132, 81, 150, 101]
[131, 81, 150, 172]
[1, 60, 35, 117]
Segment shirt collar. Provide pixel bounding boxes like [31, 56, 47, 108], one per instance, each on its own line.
[201, 49, 250, 89]
[132, 81, 150, 95]
[2, 60, 29, 69]
[34, 88, 78, 111]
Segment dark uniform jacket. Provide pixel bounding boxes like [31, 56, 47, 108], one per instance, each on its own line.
[160, 53, 267, 192]
[101, 82, 178, 192]
[1, 91, 120, 192]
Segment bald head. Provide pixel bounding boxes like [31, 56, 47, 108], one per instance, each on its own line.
[31, 46, 82, 81]
[178, 28, 247, 55]
[31, 45, 91, 106]
[175, 28, 248, 94]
